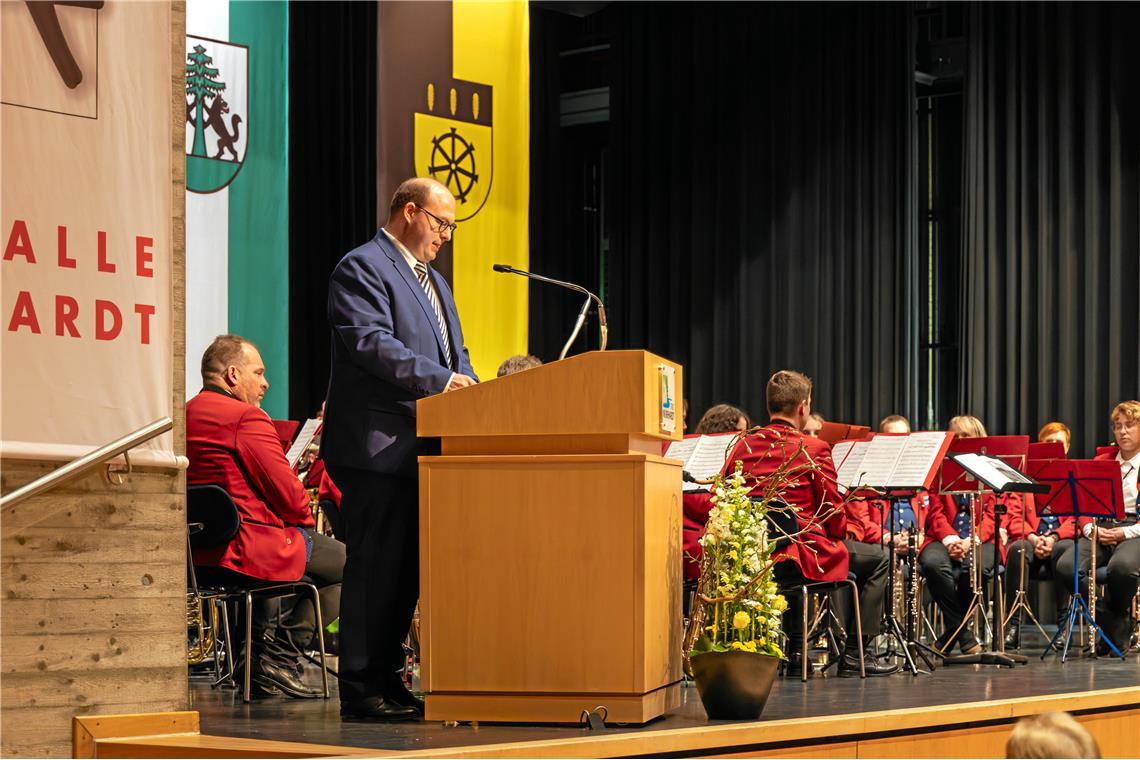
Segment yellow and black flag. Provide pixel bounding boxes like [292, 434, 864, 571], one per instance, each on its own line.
[378, 1, 529, 381]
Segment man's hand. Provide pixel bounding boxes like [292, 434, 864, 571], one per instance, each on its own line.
[1033, 534, 1055, 560]
[892, 532, 910, 554]
[1096, 527, 1125, 546]
[947, 538, 969, 561]
[444, 374, 477, 393]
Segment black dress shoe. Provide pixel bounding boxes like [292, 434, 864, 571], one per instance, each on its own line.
[381, 679, 425, 714]
[340, 696, 419, 721]
[250, 657, 322, 699]
[1004, 623, 1021, 650]
[838, 648, 899, 678]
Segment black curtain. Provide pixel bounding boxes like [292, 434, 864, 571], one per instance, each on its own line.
[959, 2, 1140, 457]
[288, 1, 378, 419]
[584, 2, 916, 427]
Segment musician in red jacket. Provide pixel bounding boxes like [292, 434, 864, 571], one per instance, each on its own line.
[694, 371, 896, 677]
[1054, 401, 1140, 654]
[188, 334, 345, 698]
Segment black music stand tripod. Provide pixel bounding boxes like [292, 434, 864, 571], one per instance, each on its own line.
[1036, 465, 1127, 662]
[945, 453, 1047, 668]
[876, 491, 940, 674]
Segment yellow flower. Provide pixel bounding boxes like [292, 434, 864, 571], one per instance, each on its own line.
[773, 595, 788, 612]
[732, 611, 750, 630]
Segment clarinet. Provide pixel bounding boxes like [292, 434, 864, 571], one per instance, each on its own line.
[1088, 521, 1098, 650]
[907, 530, 921, 642]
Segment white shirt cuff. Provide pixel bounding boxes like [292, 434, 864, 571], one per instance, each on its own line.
[942, 534, 961, 547]
[1124, 523, 1140, 541]
[1083, 522, 1093, 538]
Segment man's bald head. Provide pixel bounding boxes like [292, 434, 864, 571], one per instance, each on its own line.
[387, 177, 452, 220]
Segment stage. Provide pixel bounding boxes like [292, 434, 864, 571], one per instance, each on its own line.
[74, 649, 1139, 758]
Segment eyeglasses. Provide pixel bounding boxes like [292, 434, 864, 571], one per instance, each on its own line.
[415, 205, 457, 235]
[1111, 420, 1139, 433]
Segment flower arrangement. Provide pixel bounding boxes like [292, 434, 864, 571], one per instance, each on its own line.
[687, 461, 788, 660]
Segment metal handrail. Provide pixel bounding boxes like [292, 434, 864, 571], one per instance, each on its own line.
[0, 417, 173, 509]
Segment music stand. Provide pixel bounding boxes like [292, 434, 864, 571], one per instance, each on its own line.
[1004, 443, 1068, 647]
[876, 491, 941, 674]
[944, 452, 1048, 668]
[1033, 460, 1127, 662]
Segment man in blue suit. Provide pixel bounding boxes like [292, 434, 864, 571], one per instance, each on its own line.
[323, 177, 477, 721]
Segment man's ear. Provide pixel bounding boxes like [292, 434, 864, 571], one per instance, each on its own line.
[223, 365, 238, 388]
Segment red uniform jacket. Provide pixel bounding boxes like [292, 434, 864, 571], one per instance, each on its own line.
[187, 388, 314, 581]
[686, 420, 849, 582]
[936, 492, 1030, 560]
[846, 491, 954, 553]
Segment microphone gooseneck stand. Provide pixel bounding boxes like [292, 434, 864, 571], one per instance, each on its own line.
[492, 264, 607, 358]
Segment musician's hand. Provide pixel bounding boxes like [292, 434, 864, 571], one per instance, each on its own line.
[444, 374, 477, 392]
[1027, 532, 1040, 547]
[947, 539, 969, 561]
[1033, 535, 1055, 559]
[1097, 527, 1124, 546]
[999, 527, 1009, 545]
[892, 534, 909, 553]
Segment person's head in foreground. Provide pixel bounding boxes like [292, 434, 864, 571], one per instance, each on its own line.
[695, 403, 751, 434]
[879, 414, 911, 434]
[766, 370, 812, 430]
[1005, 711, 1100, 759]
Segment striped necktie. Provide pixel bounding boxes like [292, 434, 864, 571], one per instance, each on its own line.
[414, 262, 452, 368]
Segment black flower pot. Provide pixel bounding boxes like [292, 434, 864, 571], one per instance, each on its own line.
[690, 650, 780, 720]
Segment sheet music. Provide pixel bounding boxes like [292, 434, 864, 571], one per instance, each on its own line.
[887, 432, 951, 487]
[858, 435, 908, 486]
[952, 452, 1033, 491]
[831, 440, 856, 468]
[665, 435, 735, 491]
[835, 440, 871, 490]
[286, 418, 322, 470]
[664, 437, 699, 463]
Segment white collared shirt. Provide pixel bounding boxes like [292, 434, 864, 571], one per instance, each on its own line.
[380, 228, 457, 388]
[1083, 449, 1140, 540]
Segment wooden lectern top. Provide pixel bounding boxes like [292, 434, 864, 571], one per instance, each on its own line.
[417, 350, 683, 441]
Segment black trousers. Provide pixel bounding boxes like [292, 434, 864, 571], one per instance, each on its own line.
[918, 540, 996, 650]
[249, 529, 345, 655]
[1054, 535, 1140, 649]
[832, 540, 889, 639]
[277, 531, 345, 650]
[1002, 537, 1072, 622]
[326, 463, 419, 702]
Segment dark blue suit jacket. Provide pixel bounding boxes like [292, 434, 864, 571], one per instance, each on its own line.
[321, 230, 477, 477]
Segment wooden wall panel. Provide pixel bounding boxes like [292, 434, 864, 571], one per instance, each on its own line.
[1, 0, 188, 753]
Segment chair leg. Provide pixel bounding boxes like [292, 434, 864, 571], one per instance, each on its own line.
[846, 580, 865, 678]
[243, 591, 254, 703]
[215, 599, 236, 689]
[801, 586, 810, 682]
[307, 583, 330, 699]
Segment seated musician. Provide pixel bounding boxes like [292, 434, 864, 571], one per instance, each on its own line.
[187, 334, 346, 698]
[695, 403, 751, 434]
[879, 414, 911, 434]
[1001, 489, 1076, 648]
[682, 403, 751, 582]
[1038, 421, 1072, 455]
[691, 371, 897, 677]
[803, 412, 825, 438]
[1056, 400, 1140, 654]
[496, 353, 543, 377]
[924, 415, 1018, 655]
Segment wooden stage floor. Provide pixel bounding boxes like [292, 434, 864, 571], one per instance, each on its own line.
[179, 651, 1140, 757]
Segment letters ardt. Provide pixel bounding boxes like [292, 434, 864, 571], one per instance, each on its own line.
[3, 219, 159, 344]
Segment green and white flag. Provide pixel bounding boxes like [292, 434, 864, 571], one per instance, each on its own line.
[185, 0, 289, 417]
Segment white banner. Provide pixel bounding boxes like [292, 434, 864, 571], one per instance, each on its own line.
[1, 1, 175, 464]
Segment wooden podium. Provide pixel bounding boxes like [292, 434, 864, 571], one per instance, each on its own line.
[416, 350, 684, 724]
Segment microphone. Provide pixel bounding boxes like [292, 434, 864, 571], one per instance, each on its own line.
[493, 264, 608, 359]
